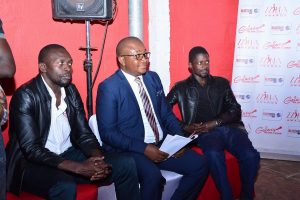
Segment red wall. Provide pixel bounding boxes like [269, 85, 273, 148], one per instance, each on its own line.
[169, 0, 238, 87]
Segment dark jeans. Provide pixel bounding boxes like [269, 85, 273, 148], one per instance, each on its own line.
[130, 149, 208, 200]
[197, 126, 260, 200]
[0, 131, 6, 200]
[22, 147, 140, 200]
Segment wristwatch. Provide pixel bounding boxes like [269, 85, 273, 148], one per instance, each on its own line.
[215, 119, 222, 126]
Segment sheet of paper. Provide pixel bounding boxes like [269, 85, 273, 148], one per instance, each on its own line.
[159, 134, 198, 158]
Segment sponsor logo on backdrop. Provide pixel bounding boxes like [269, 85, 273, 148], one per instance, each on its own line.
[287, 60, 300, 68]
[233, 91, 252, 103]
[294, 7, 300, 15]
[242, 109, 258, 118]
[262, 110, 282, 121]
[237, 37, 259, 49]
[290, 74, 300, 87]
[297, 41, 300, 51]
[286, 110, 300, 122]
[264, 75, 284, 86]
[245, 123, 252, 134]
[234, 75, 260, 84]
[260, 55, 282, 68]
[240, 7, 260, 17]
[270, 24, 292, 34]
[238, 24, 265, 33]
[263, 40, 291, 49]
[296, 24, 300, 34]
[287, 127, 300, 138]
[235, 56, 255, 67]
[283, 96, 300, 104]
[255, 126, 283, 134]
[265, 4, 288, 16]
[256, 91, 278, 104]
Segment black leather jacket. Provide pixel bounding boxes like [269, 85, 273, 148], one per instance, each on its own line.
[167, 75, 244, 128]
[6, 75, 101, 194]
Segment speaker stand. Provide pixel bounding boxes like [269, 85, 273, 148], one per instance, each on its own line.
[80, 21, 96, 118]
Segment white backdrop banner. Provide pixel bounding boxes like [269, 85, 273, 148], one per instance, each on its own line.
[232, 0, 300, 159]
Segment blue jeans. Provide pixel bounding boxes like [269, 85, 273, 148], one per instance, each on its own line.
[0, 131, 6, 200]
[22, 147, 140, 200]
[197, 126, 260, 200]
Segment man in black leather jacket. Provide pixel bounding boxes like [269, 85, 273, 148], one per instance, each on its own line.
[6, 44, 140, 200]
[167, 46, 260, 200]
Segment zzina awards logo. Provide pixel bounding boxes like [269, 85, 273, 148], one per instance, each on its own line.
[255, 126, 283, 135]
[236, 37, 259, 49]
[260, 55, 282, 68]
[289, 74, 300, 87]
[265, 4, 288, 17]
[234, 91, 252, 103]
[235, 55, 255, 67]
[287, 127, 300, 138]
[262, 110, 282, 121]
[264, 75, 284, 86]
[240, 7, 260, 17]
[286, 110, 300, 122]
[256, 91, 278, 104]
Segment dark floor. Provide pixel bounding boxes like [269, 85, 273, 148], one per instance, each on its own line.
[254, 159, 300, 200]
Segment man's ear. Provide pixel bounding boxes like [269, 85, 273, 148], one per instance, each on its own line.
[188, 62, 193, 73]
[117, 56, 125, 67]
[39, 63, 47, 73]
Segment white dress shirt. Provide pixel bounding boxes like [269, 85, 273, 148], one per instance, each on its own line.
[42, 76, 72, 155]
[122, 70, 163, 143]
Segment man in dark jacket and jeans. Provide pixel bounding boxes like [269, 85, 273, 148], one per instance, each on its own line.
[6, 44, 140, 200]
[167, 46, 260, 200]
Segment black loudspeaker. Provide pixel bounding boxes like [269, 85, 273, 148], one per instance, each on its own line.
[52, 0, 112, 21]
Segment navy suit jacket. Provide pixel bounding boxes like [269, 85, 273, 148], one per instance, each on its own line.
[96, 69, 182, 154]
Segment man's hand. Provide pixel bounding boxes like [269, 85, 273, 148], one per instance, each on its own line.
[144, 144, 169, 163]
[184, 120, 219, 134]
[58, 156, 112, 181]
[183, 123, 205, 134]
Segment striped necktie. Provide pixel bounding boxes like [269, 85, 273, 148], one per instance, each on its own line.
[135, 77, 159, 143]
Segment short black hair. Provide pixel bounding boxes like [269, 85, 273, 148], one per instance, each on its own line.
[188, 46, 209, 63]
[38, 44, 66, 64]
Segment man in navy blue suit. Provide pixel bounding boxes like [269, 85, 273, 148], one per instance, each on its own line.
[96, 36, 208, 200]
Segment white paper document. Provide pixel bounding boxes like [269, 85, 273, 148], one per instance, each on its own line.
[159, 134, 198, 158]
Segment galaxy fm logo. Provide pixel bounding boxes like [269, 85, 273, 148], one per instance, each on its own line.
[270, 24, 292, 35]
[287, 127, 300, 138]
[240, 7, 260, 17]
[262, 110, 282, 121]
[264, 75, 284, 86]
[234, 91, 252, 103]
[234, 56, 255, 67]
